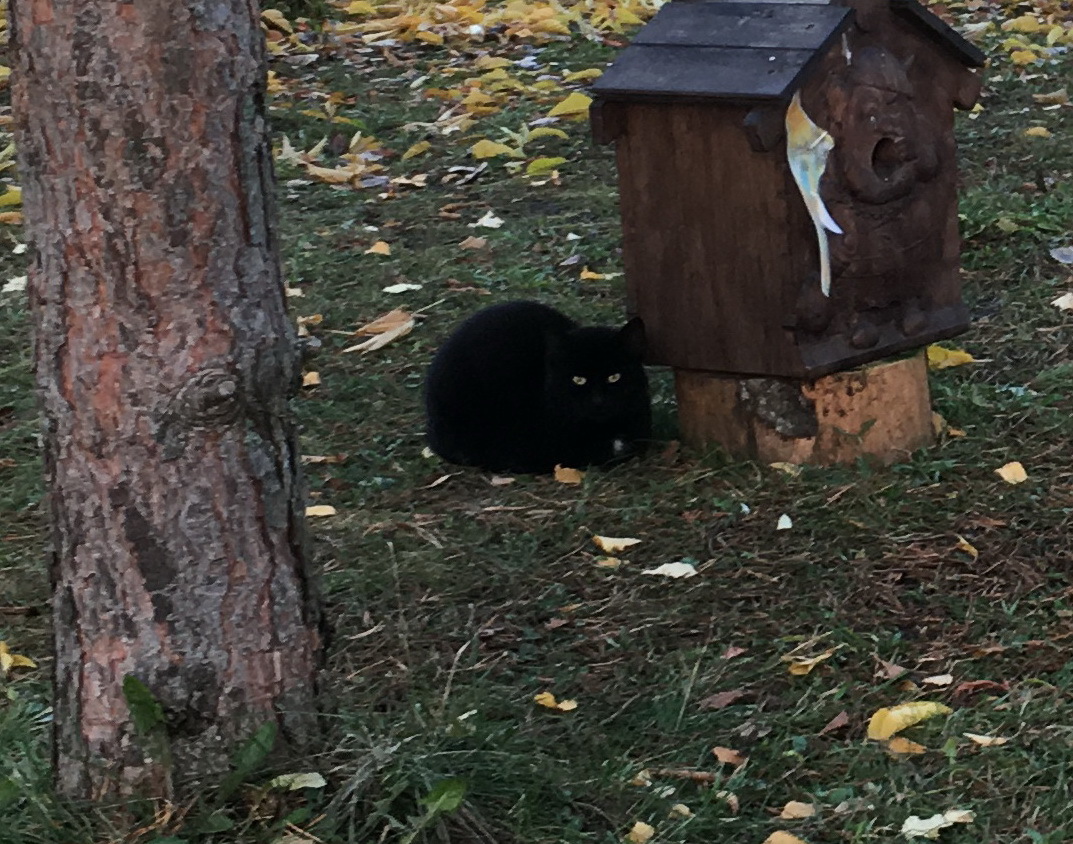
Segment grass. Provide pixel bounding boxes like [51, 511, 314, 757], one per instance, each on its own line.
[4, 4, 1073, 843]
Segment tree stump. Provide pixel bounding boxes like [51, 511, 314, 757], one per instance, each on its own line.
[674, 351, 933, 465]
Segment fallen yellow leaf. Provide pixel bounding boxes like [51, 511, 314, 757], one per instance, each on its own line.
[926, 344, 976, 370]
[344, 0, 377, 14]
[303, 162, 363, 185]
[1024, 126, 1052, 138]
[0, 186, 22, 207]
[474, 55, 513, 70]
[459, 236, 488, 249]
[580, 267, 606, 280]
[886, 736, 928, 755]
[341, 317, 415, 354]
[770, 461, 803, 477]
[261, 8, 293, 33]
[1033, 88, 1069, 104]
[302, 371, 321, 387]
[0, 641, 38, 675]
[954, 535, 979, 560]
[305, 505, 337, 517]
[593, 535, 641, 553]
[554, 465, 584, 484]
[786, 647, 837, 676]
[964, 732, 1009, 747]
[995, 461, 1028, 484]
[564, 68, 604, 82]
[1010, 49, 1039, 65]
[595, 556, 623, 568]
[402, 140, 432, 160]
[779, 801, 816, 819]
[547, 91, 592, 119]
[626, 821, 655, 844]
[471, 139, 518, 159]
[763, 833, 808, 844]
[526, 156, 567, 176]
[365, 240, 391, 256]
[357, 308, 412, 336]
[0, 211, 24, 225]
[867, 701, 952, 740]
[1003, 14, 1046, 33]
[534, 691, 577, 711]
[527, 127, 570, 141]
[711, 746, 746, 766]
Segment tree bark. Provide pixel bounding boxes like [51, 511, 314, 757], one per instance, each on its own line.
[11, 1, 322, 799]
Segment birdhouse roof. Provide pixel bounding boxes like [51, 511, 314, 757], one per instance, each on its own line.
[592, 0, 985, 104]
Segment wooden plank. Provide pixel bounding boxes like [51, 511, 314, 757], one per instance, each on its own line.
[633, 2, 851, 51]
[674, 352, 934, 466]
[594, 46, 817, 101]
[616, 102, 813, 375]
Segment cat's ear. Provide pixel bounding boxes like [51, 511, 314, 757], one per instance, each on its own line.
[544, 330, 565, 362]
[618, 317, 646, 360]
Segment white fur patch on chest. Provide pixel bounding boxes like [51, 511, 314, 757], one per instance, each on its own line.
[612, 438, 626, 456]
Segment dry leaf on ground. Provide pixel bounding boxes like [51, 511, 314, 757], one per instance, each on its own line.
[779, 801, 816, 820]
[785, 647, 837, 676]
[357, 308, 412, 335]
[305, 505, 337, 517]
[867, 701, 952, 740]
[697, 689, 745, 710]
[964, 732, 1009, 747]
[711, 746, 746, 766]
[901, 809, 974, 839]
[0, 641, 37, 674]
[471, 210, 505, 228]
[995, 461, 1028, 484]
[533, 691, 577, 711]
[547, 91, 592, 119]
[593, 535, 642, 553]
[926, 344, 976, 369]
[954, 535, 979, 560]
[887, 736, 928, 755]
[641, 562, 697, 579]
[818, 710, 850, 735]
[342, 317, 415, 353]
[554, 465, 584, 484]
[1052, 291, 1073, 310]
[626, 821, 655, 844]
[763, 832, 808, 844]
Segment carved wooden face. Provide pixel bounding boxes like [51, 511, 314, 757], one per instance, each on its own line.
[831, 46, 938, 207]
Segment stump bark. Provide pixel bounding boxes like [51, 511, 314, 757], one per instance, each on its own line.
[675, 352, 933, 465]
[11, 0, 322, 799]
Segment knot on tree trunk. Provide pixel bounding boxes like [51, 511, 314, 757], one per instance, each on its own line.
[155, 366, 243, 458]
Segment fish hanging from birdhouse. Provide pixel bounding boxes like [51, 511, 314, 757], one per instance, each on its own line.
[785, 91, 843, 297]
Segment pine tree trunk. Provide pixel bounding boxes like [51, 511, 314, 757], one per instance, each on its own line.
[10, 1, 322, 799]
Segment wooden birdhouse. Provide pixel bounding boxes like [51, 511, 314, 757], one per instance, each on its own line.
[591, 0, 985, 464]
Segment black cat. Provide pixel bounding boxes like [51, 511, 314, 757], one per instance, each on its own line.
[424, 301, 652, 473]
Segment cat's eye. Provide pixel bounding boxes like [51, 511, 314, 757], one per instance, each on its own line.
[572, 376, 587, 386]
[607, 373, 621, 384]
